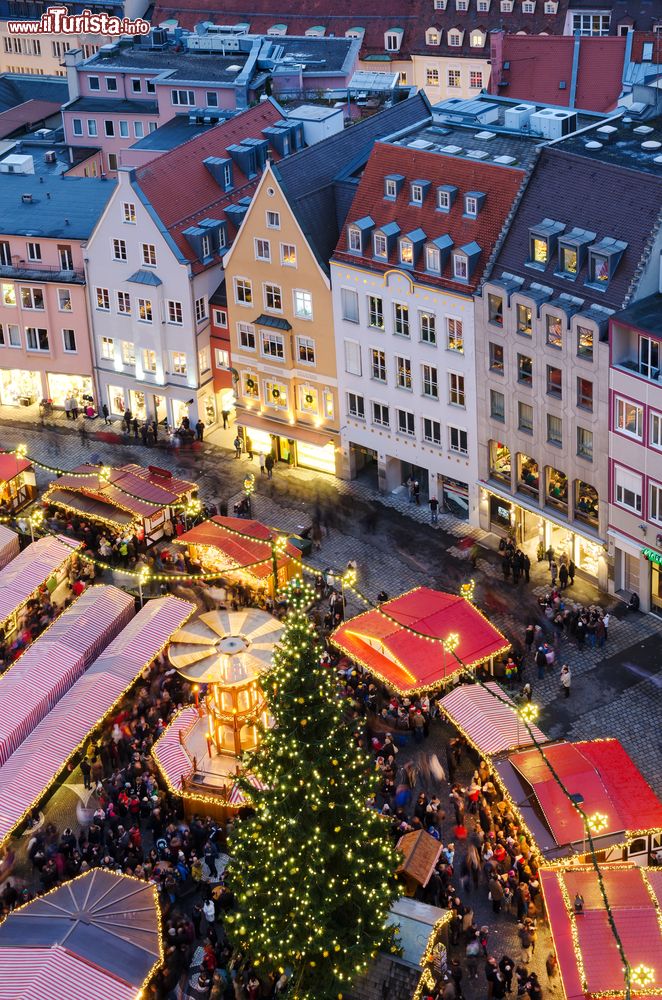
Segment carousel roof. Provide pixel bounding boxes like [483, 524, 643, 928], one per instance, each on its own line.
[168, 607, 284, 684]
[331, 587, 509, 694]
[539, 866, 662, 1000]
[175, 516, 299, 580]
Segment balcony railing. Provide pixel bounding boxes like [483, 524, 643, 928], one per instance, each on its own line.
[615, 358, 662, 383]
[0, 262, 85, 283]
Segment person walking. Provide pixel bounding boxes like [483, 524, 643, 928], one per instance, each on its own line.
[518, 923, 533, 965]
[102, 403, 111, 425]
[245, 435, 254, 460]
[233, 435, 242, 459]
[64, 396, 73, 420]
[413, 480, 421, 505]
[195, 419, 204, 441]
[602, 612, 610, 644]
[123, 408, 132, 433]
[522, 553, 531, 583]
[535, 646, 547, 681]
[221, 408, 230, 429]
[132, 416, 139, 440]
[560, 664, 571, 698]
[265, 452, 274, 479]
[258, 452, 266, 476]
[80, 757, 92, 790]
[559, 562, 569, 590]
[568, 559, 575, 585]
[546, 545, 554, 569]
[70, 396, 79, 419]
[429, 496, 439, 524]
[550, 560, 558, 586]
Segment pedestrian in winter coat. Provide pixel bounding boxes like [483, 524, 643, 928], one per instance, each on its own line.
[535, 646, 547, 680]
[560, 664, 571, 697]
[265, 453, 274, 478]
[233, 435, 242, 458]
[559, 563, 569, 589]
[550, 560, 558, 585]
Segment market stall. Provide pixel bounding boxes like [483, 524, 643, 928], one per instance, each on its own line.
[0, 454, 36, 514]
[0, 526, 19, 571]
[43, 463, 196, 544]
[438, 682, 549, 756]
[175, 516, 301, 597]
[0, 535, 80, 644]
[0, 585, 134, 766]
[539, 865, 662, 1000]
[396, 829, 443, 897]
[331, 587, 510, 695]
[0, 595, 193, 848]
[0, 869, 162, 1000]
[493, 738, 662, 864]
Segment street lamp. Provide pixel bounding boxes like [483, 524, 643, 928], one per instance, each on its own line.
[243, 474, 255, 517]
[271, 534, 287, 593]
[183, 496, 202, 531]
[441, 632, 460, 676]
[138, 565, 151, 607]
[28, 508, 44, 543]
[516, 701, 539, 747]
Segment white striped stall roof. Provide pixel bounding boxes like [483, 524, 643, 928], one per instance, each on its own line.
[0, 945, 136, 1000]
[0, 535, 79, 625]
[438, 681, 549, 756]
[0, 586, 135, 766]
[151, 706, 198, 790]
[0, 525, 19, 572]
[0, 595, 194, 846]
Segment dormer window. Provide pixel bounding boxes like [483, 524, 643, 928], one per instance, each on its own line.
[386, 178, 397, 198]
[522, 0, 535, 11]
[412, 183, 424, 204]
[528, 219, 565, 269]
[426, 246, 441, 273]
[560, 245, 577, 275]
[531, 237, 548, 265]
[586, 237, 627, 289]
[374, 233, 388, 258]
[464, 192, 485, 217]
[590, 253, 609, 285]
[448, 29, 463, 45]
[477, 0, 491, 9]
[544, 0, 558, 10]
[471, 30, 485, 46]
[400, 239, 414, 265]
[385, 28, 403, 51]
[426, 27, 441, 44]
[433, 0, 447, 8]
[453, 254, 468, 280]
[437, 184, 458, 211]
[348, 228, 362, 252]
[456, 0, 468, 9]
[501, 0, 514, 11]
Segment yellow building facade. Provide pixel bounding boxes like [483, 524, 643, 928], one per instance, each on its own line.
[223, 163, 342, 477]
[0, 29, 104, 75]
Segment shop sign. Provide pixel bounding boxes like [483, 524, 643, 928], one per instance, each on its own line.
[643, 548, 662, 566]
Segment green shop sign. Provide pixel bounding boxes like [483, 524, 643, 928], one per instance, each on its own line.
[642, 548, 662, 566]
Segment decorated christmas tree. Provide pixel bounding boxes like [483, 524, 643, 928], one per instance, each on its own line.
[226, 579, 401, 999]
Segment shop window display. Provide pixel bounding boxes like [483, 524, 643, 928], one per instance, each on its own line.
[489, 441, 511, 485]
[517, 455, 539, 499]
[574, 480, 599, 527]
[546, 467, 568, 512]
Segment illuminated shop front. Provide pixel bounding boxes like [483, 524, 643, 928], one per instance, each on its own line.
[0, 369, 42, 406]
[644, 548, 662, 616]
[239, 419, 338, 475]
[47, 373, 93, 409]
[129, 389, 148, 421]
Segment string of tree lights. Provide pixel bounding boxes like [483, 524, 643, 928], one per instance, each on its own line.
[226, 578, 401, 1000]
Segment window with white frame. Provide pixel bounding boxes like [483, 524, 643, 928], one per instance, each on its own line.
[213, 309, 227, 328]
[133, 122, 144, 138]
[72, 119, 83, 136]
[396, 356, 412, 390]
[385, 178, 397, 198]
[449, 426, 468, 454]
[478, 0, 491, 8]
[422, 364, 438, 398]
[101, 336, 114, 360]
[167, 300, 183, 324]
[20, 287, 44, 310]
[122, 202, 136, 224]
[142, 243, 157, 267]
[425, 246, 441, 272]
[411, 183, 424, 203]
[280, 243, 296, 266]
[385, 31, 402, 51]
[470, 70, 483, 87]
[448, 69, 461, 88]
[397, 409, 415, 436]
[341, 288, 359, 324]
[112, 238, 127, 261]
[87, 120, 97, 137]
[374, 233, 388, 258]
[235, 278, 253, 306]
[96, 287, 110, 311]
[449, 372, 465, 406]
[26, 242, 40, 261]
[426, 28, 440, 44]
[297, 336, 315, 365]
[143, 348, 157, 373]
[371, 348, 386, 381]
[171, 89, 195, 105]
[299, 385, 319, 414]
[117, 291, 131, 315]
[121, 340, 135, 365]
[426, 67, 440, 86]
[195, 296, 207, 323]
[265, 381, 288, 409]
[465, 196, 478, 216]
[171, 351, 187, 375]
[651, 412, 662, 450]
[347, 392, 365, 419]
[119, 121, 129, 138]
[348, 228, 362, 252]
[438, 189, 451, 210]
[264, 284, 282, 312]
[471, 31, 485, 46]
[423, 417, 442, 445]
[522, 1, 535, 11]
[294, 289, 313, 320]
[372, 401, 389, 426]
[420, 311, 436, 344]
[138, 298, 152, 322]
[453, 255, 468, 280]
[255, 238, 271, 262]
[26, 327, 49, 351]
[266, 211, 280, 229]
[261, 331, 285, 360]
[215, 348, 230, 369]
[400, 239, 414, 265]
[344, 339, 362, 375]
[615, 397, 643, 439]
[243, 372, 259, 399]
[572, 12, 610, 35]
[448, 30, 462, 45]
[368, 295, 384, 330]
[614, 465, 642, 513]
[394, 303, 409, 337]
[62, 328, 76, 353]
[650, 481, 662, 524]
[198, 346, 211, 373]
[237, 323, 256, 351]
[447, 318, 463, 352]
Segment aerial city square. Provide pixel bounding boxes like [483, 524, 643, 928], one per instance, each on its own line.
[0, 1, 660, 997]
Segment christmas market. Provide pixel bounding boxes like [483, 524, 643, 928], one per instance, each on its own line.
[437, 681, 549, 756]
[397, 829, 443, 895]
[0, 525, 19, 572]
[0, 453, 36, 515]
[331, 587, 510, 694]
[0, 534, 80, 644]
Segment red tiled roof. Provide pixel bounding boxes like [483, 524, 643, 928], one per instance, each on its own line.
[540, 866, 662, 1000]
[332, 143, 525, 294]
[490, 34, 625, 112]
[0, 100, 61, 140]
[133, 100, 284, 272]
[629, 31, 662, 63]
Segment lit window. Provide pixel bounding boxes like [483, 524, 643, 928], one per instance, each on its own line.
[470, 31, 484, 47]
[420, 312, 436, 344]
[143, 348, 157, 373]
[171, 351, 187, 375]
[299, 385, 319, 413]
[368, 296, 384, 330]
[101, 336, 114, 360]
[615, 397, 643, 439]
[518, 354, 533, 385]
[447, 318, 463, 352]
[261, 331, 285, 359]
[371, 349, 386, 381]
[426, 29, 440, 45]
[488, 294, 503, 327]
[396, 356, 412, 389]
[96, 287, 110, 311]
[517, 303, 532, 336]
[280, 243, 297, 266]
[1, 283, 15, 307]
[590, 253, 610, 285]
[400, 240, 413, 265]
[546, 315, 563, 348]
[21, 287, 44, 310]
[294, 289, 313, 320]
[235, 279, 252, 306]
[448, 69, 461, 88]
[138, 298, 152, 322]
[531, 237, 548, 265]
[243, 373, 259, 399]
[215, 348, 230, 369]
[123, 202, 136, 224]
[426, 68, 440, 86]
[121, 340, 135, 365]
[489, 342, 504, 373]
[297, 336, 316, 365]
[470, 70, 483, 87]
[265, 381, 288, 409]
[560, 246, 578, 275]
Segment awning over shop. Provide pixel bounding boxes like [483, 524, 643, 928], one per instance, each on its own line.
[0, 525, 19, 571]
[176, 515, 300, 580]
[0, 585, 134, 766]
[0, 869, 162, 1000]
[237, 412, 338, 449]
[331, 587, 510, 694]
[438, 681, 548, 756]
[494, 739, 662, 858]
[539, 866, 662, 1000]
[0, 535, 80, 627]
[0, 455, 31, 484]
[0, 595, 193, 847]
[46, 488, 137, 527]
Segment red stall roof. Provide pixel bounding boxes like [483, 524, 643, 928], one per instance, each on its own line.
[331, 587, 510, 694]
[0, 525, 19, 572]
[0, 535, 80, 626]
[504, 739, 662, 849]
[540, 866, 662, 1000]
[0, 455, 31, 483]
[176, 516, 300, 580]
[438, 681, 548, 756]
[46, 463, 196, 520]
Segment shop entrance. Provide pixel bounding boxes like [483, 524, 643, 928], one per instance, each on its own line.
[514, 507, 542, 557]
[350, 443, 378, 488]
[651, 561, 662, 616]
[0, 369, 41, 406]
[401, 462, 428, 498]
[439, 475, 469, 520]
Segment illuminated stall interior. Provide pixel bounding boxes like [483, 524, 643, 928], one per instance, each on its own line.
[0, 454, 36, 513]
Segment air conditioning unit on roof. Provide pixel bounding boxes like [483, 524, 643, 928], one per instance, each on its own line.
[530, 107, 577, 139]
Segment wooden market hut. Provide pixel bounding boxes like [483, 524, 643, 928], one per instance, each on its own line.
[43, 463, 196, 544]
[396, 829, 442, 896]
[175, 516, 301, 597]
[0, 454, 36, 514]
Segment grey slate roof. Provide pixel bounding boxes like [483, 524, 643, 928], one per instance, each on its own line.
[0, 74, 68, 114]
[65, 97, 159, 115]
[86, 47, 250, 83]
[492, 146, 662, 311]
[0, 174, 116, 240]
[612, 293, 662, 337]
[130, 111, 235, 151]
[273, 91, 431, 271]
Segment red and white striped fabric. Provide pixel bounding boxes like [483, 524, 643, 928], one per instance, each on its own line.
[227, 773, 268, 806]
[0, 595, 193, 846]
[151, 707, 198, 790]
[438, 681, 549, 756]
[0, 586, 134, 766]
[0, 945, 136, 1000]
[0, 525, 19, 572]
[0, 535, 79, 625]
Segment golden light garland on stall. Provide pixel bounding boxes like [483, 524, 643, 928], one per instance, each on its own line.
[411, 911, 453, 1000]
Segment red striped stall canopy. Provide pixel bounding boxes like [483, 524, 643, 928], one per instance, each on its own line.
[0, 525, 19, 571]
[0, 595, 193, 847]
[0, 869, 162, 1000]
[151, 706, 198, 791]
[0, 585, 135, 766]
[0, 535, 80, 627]
[438, 682, 549, 756]
[539, 866, 662, 1000]
[331, 587, 510, 694]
